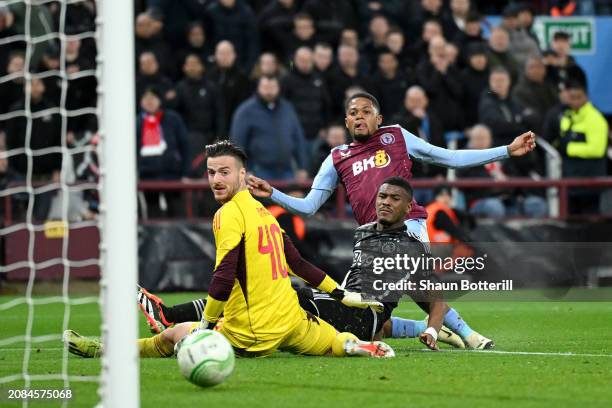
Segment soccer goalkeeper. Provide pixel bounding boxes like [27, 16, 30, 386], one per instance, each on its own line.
[65, 141, 394, 358]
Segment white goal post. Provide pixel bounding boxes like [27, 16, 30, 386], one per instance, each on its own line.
[98, 0, 139, 407]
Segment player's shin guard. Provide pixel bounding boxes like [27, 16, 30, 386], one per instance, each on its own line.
[138, 334, 174, 358]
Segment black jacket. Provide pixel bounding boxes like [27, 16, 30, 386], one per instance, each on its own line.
[5, 98, 62, 176]
[372, 70, 415, 120]
[281, 70, 331, 140]
[207, 64, 251, 138]
[416, 59, 465, 132]
[175, 77, 223, 142]
[459, 65, 490, 127]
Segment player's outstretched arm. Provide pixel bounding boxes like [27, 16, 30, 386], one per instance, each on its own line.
[418, 292, 448, 351]
[401, 127, 536, 169]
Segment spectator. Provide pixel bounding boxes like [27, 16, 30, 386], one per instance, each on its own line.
[135, 51, 175, 106]
[313, 42, 334, 82]
[391, 85, 446, 196]
[416, 36, 465, 132]
[280, 13, 318, 62]
[361, 14, 391, 70]
[456, 125, 507, 218]
[339, 27, 359, 48]
[134, 10, 174, 78]
[175, 22, 214, 77]
[373, 49, 415, 120]
[516, 3, 540, 48]
[5, 78, 62, 220]
[512, 57, 559, 132]
[0, 52, 24, 120]
[205, 0, 259, 70]
[0, 6, 22, 78]
[408, 0, 445, 40]
[37, 46, 61, 107]
[144, 1, 207, 50]
[327, 44, 373, 116]
[411, 19, 444, 66]
[258, 0, 299, 56]
[453, 12, 487, 66]
[301, 0, 359, 45]
[230, 75, 308, 180]
[385, 28, 413, 69]
[486, 27, 520, 85]
[444, 0, 472, 41]
[478, 67, 537, 146]
[460, 43, 489, 126]
[64, 37, 97, 134]
[553, 81, 609, 214]
[310, 123, 347, 176]
[175, 54, 223, 162]
[250, 52, 287, 85]
[500, 4, 540, 68]
[282, 47, 331, 144]
[136, 87, 190, 217]
[548, 31, 587, 89]
[207, 41, 251, 138]
[7, 2, 54, 70]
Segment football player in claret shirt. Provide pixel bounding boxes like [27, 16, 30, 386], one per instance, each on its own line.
[64, 141, 394, 359]
[246, 92, 537, 349]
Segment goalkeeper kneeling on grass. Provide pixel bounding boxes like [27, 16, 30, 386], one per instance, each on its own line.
[64, 141, 395, 359]
[136, 177, 465, 351]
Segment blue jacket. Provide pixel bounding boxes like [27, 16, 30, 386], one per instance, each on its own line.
[230, 96, 307, 172]
[136, 109, 190, 180]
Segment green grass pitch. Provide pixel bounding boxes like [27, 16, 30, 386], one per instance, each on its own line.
[1, 291, 612, 408]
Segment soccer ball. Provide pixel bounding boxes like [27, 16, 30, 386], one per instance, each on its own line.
[176, 329, 235, 387]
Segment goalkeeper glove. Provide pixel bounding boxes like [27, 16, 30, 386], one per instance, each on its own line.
[330, 288, 384, 312]
[198, 318, 217, 331]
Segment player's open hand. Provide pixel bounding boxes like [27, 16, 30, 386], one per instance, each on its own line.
[419, 333, 439, 351]
[508, 131, 536, 157]
[247, 175, 273, 198]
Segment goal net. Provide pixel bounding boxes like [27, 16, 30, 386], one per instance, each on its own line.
[0, 1, 138, 406]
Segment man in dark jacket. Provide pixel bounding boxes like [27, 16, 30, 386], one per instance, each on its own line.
[257, 0, 299, 55]
[281, 46, 331, 142]
[512, 57, 558, 134]
[460, 43, 489, 127]
[207, 41, 251, 138]
[5, 78, 62, 220]
[478, 67, 540, 178]
[175, 54, 223, 161]
[230, 75, 308, 180]
[416, 36, 464, 132]
[478, 67, 537, 147]
[486, 27, 520, 85]
[391, 85, 445, 179]
[372, 49, 415, 120]
[205, 0, 259, 70]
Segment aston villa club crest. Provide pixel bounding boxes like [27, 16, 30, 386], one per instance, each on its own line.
[339, 148, 351, 157]
[380, 133, 395, 145]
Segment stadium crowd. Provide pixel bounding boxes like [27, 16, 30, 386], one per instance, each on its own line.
[0, 0, 611, 221]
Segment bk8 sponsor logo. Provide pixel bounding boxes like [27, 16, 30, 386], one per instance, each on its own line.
[352, 150, 391, 175]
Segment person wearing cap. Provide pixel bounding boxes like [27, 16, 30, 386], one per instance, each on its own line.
[460, 43, 489, 126]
